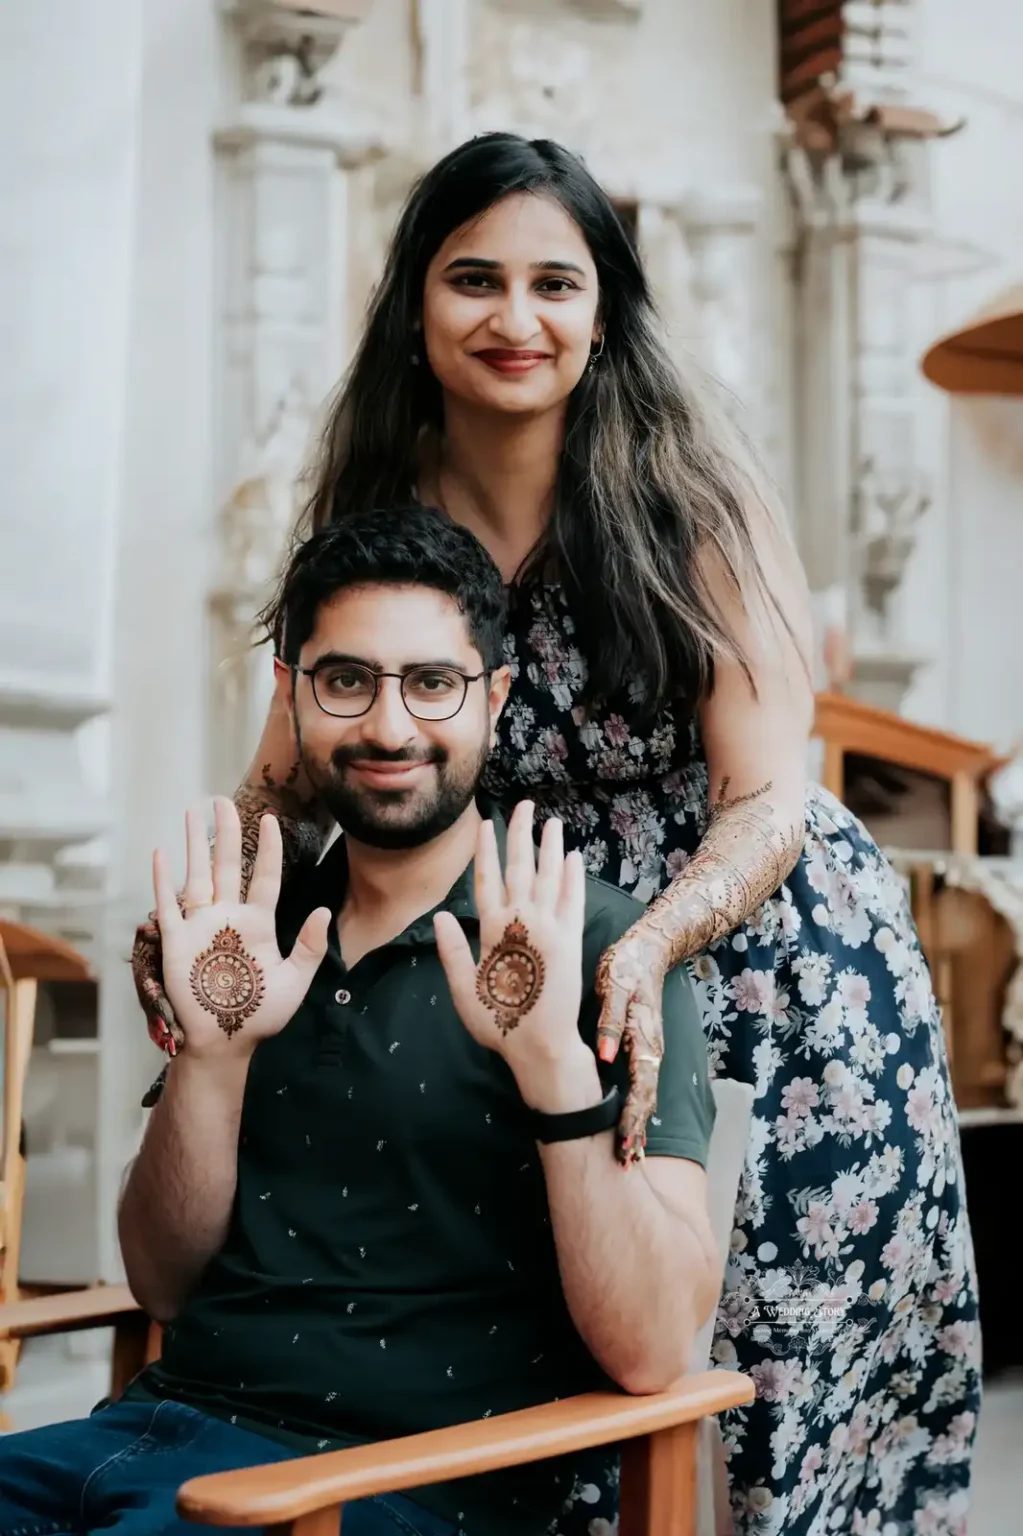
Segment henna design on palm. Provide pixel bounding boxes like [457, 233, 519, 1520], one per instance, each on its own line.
[476, 919, 545, 1035]
[135, 761, 326, 1055]
[189, 926, 266, 1037]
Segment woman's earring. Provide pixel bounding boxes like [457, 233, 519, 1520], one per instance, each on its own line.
[411, 346, 420, 367]
[588, 335, 605, 372]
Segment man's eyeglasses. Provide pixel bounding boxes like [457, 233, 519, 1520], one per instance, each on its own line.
[295, 661, 491, 721]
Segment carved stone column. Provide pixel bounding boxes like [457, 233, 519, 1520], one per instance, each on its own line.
[677, 188, 765, 442]
[210, 1, 384, 793]
[787, 155, 932, 709]
[412, 0, 472, 156]
[783, 0, 952, 712]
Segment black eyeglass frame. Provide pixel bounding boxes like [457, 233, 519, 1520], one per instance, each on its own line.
[293, 661, 492, 721]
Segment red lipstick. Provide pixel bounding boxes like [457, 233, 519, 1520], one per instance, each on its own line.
[473, 349, 551, 375]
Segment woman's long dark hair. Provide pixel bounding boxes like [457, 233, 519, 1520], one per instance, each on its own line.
[284, 132, 791, 716]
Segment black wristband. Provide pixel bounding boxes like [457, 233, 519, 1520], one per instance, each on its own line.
[524, 1083, 621, 1144]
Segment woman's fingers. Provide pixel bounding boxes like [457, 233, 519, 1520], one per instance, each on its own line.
[182, 806, 215, 913]
[616, 1001, 663, 1165]
[131, 916, 180, 1052]
[212, 796, 243, 906]
[247, 813, 284, 912]
[594, 954, 627, 1065]
[503, 800, 536, 908]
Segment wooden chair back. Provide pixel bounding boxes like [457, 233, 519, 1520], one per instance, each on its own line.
[0, 919, 92, 1395]
[813, 690, 1003, 857]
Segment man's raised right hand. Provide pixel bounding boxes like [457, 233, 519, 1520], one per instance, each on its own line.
[154, 797, 330, 1060]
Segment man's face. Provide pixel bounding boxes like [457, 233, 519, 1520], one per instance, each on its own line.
[282, 583, 510, 850]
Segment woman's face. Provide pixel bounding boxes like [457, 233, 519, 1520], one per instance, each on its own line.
[421, 192, 601, 418]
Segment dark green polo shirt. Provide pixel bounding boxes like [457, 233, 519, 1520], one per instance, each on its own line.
[135, 813, 714, 1536]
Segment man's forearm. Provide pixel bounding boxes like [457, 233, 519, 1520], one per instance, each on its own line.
[118, 1052, 252, 1323]
[516, 1048, 718, 1394]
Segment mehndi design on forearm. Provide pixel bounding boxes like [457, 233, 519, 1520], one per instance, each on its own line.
[189, 926, 265, 1036]
[476, 919, 545, 1035]
[235, 761, 329, 890]
[638, 776, 804, 966]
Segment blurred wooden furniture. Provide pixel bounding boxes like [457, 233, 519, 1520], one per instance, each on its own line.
[0, 919, 93, 1403]
[812, 693, 1020, 1110]
[0, 1283, 157, 1401]
[813, 691, 1003, 855]
[883, 858, 1023, 1113]
[0, 1282, 752, 1536]
[922, 284, 1023, 396]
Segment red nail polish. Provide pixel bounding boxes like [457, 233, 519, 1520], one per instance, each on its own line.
[598, 1039, 615, 1063]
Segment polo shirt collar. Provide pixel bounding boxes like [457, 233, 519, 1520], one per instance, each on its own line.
[292, 794, 508, 949]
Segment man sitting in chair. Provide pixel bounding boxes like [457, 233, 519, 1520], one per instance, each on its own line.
[0, 508, 718, 1536]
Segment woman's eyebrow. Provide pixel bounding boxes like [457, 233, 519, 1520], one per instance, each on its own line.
[441, 256, 587, 276]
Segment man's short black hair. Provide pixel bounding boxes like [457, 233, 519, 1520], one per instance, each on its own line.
[264, 506, 508, 670]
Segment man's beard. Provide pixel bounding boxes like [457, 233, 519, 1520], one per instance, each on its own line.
[298, 734, 490, 851]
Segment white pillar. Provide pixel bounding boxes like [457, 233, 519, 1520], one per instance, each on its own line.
[0, 0, 144, 1287]
[678, 187, 765, 440]
[0, 0, 143, 941]
[94, 0, 224, 1282]
[783, 0, 941, 713]
[209, 1, 384, 796]
[412, 0, 471, 155]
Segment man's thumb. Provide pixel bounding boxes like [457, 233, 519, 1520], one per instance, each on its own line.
[433, 912, 478, 1017]
[288, 906, 332, 980]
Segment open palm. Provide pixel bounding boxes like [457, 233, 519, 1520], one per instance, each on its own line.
[433, 802, 586, 1060]
[154, 797, 330, 1058]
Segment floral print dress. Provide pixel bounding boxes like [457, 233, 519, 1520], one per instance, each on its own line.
[482, 584, 981, 1536]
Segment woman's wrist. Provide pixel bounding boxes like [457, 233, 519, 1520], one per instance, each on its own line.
[624, 915, 676, 975]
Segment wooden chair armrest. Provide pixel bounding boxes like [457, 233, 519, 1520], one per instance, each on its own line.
[0, 1285, 142, 1339]
[177, 1370, 754, 1527]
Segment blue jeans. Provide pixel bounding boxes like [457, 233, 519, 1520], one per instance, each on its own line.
[0, 1398, 459, 1536]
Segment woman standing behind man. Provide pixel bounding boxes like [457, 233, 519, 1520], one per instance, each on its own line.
[135, 135, 979, 1535]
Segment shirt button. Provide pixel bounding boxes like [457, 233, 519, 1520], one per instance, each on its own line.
[335, 988, 352, 1005]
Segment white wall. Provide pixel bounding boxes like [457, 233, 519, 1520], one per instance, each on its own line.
[900, 0, 1023, 748]
[94, 0, 223, 1278]
[0, 1, 142, 704]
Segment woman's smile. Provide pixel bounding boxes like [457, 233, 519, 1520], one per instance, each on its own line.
[472, 347, 553, 375]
